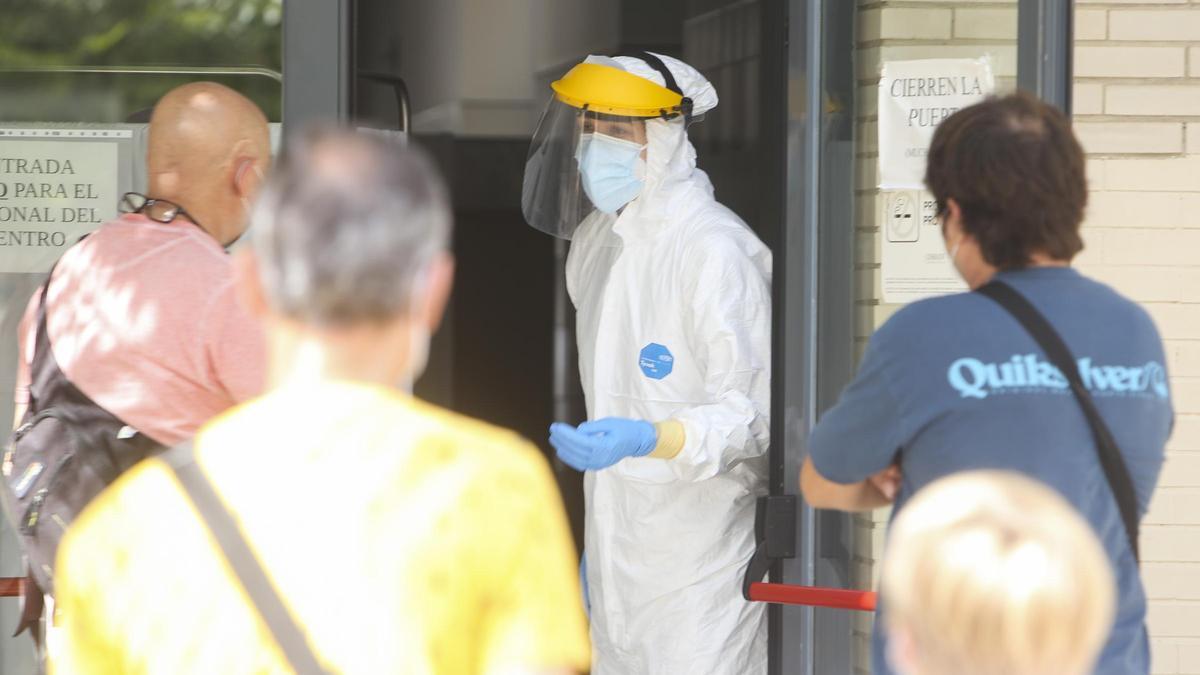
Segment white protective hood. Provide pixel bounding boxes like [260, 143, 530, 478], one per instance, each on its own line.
[567, 52, 773, 675]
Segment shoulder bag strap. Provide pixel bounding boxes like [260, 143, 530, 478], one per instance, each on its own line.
[977, 280, 1141, 561]
[30, 255, 65, 388]
[29, 235, 90, 406]
[162, 442, 331, 674]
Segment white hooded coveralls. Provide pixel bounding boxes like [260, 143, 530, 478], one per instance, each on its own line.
[566, 54, 772, 675]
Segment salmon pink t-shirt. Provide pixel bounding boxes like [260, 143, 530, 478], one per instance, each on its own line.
[14, 214, 266, 446]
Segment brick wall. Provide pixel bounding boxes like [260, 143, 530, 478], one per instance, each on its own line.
[854, 1, 1018, 671]
[852, 1, 1200, 673]
[1072, 3, 1200, 673]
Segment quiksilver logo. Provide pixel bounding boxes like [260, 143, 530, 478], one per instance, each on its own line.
[948, 354, 1170, 401]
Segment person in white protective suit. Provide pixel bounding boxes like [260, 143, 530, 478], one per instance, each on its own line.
[521, 51, 772, 674]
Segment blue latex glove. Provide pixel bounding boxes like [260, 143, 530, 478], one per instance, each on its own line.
[549, 418, 658, 472]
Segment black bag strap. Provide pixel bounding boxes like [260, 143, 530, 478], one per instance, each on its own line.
[31, 255, 66, 387]
[30, 235, 89, 405]
[977, 280, 1141, 561]
[163, 442, 331, 674]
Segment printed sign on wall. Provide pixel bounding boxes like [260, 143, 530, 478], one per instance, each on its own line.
[881, 189, 967, 304]
[0, 130, 128, 273]
[878, 58, 994, 303]
[878, 58, 995, 190]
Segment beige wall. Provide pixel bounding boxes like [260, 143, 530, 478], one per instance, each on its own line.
[854, 1, 1200, 673]
[853, 1, 1018, 671]
[1073, 4, 1200, 674]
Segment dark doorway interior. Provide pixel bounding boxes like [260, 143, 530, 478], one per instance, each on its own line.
[352, 0, 778, 551]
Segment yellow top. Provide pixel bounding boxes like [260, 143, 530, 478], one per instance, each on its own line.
[552, 62, 683, 118]
[52, 381, 590, 675]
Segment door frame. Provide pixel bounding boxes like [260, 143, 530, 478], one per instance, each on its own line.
[767, 2, 1075, 674]
[279, 2, 1075, 672]
[282, 0, 353, 129]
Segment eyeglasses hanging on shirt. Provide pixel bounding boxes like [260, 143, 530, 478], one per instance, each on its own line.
[118, 192, 244, 252]
[119, 192, 205, 229]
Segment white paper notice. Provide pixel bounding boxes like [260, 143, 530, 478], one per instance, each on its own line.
[878, 58, 995, 190]
[880, 189, 967, 304]
[0, 138, 121, 272]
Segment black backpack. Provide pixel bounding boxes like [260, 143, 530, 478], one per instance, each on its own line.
[1, 255, 165, 635]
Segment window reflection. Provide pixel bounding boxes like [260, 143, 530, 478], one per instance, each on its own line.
[0, 0, 282, 122]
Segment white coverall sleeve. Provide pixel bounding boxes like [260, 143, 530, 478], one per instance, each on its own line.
[668, 232, 772, 482]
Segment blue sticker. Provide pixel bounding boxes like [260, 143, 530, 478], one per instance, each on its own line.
[639, 343, 675, 380]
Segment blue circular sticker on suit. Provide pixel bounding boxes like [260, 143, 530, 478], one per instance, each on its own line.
[639, 343, 675, 380]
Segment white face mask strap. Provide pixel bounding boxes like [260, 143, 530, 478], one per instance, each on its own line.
[236, 161, 266, 205]
[231, 162, 268, 250]
[398, 260, 437, 393]
[945, 237, 964, 281]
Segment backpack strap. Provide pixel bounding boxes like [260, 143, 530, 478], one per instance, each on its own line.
[29, 236, 88, 411]
[12, 572, 43, 648]
[24, 241, 128, 482]
[162, 442, 331, 674]
[977, 280, 1142, 561]
[29, 257, 63, 411]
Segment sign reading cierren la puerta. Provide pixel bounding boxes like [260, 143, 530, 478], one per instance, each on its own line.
[0, 131, 125, 273]
[878, 58, 995, 189]
[878, 58, 994, 304]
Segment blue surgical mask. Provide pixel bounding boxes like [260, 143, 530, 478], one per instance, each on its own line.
[575, 133, 646, 214]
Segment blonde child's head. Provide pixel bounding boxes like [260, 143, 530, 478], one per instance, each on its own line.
[881, 471, 1116, 675]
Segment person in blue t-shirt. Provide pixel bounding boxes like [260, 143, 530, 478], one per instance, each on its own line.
[800, 92, 1172, 675]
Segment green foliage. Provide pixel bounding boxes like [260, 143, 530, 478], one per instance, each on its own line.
[0, 0, 283, 122]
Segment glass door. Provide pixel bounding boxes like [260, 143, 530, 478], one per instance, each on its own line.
[286, 3, 1072, 673]
[768, 1, 1072, 673]
[0, 3, 282, 670]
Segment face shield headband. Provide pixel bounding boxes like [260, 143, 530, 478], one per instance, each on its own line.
[614, 51, 695, 125]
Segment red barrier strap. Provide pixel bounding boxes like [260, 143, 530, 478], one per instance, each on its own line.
[0, 576, 878, 609]
[748, 582, 877, 612]
[0, 577, 880, 609]
[0, 577, 22, 598]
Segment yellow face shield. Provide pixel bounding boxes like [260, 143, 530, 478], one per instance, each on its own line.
[550, 62, 688, 119]
[522, 60, 691, 240]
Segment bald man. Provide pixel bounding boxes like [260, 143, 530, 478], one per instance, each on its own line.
[14, 81, 269, 445]
[8, 82, 271, 651]
[143, 82, 271, 247]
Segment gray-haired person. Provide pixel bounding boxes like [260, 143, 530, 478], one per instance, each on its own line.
[52, 129, 591, 675]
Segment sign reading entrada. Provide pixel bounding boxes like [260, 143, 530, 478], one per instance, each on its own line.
[0, 135, 120, 272]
